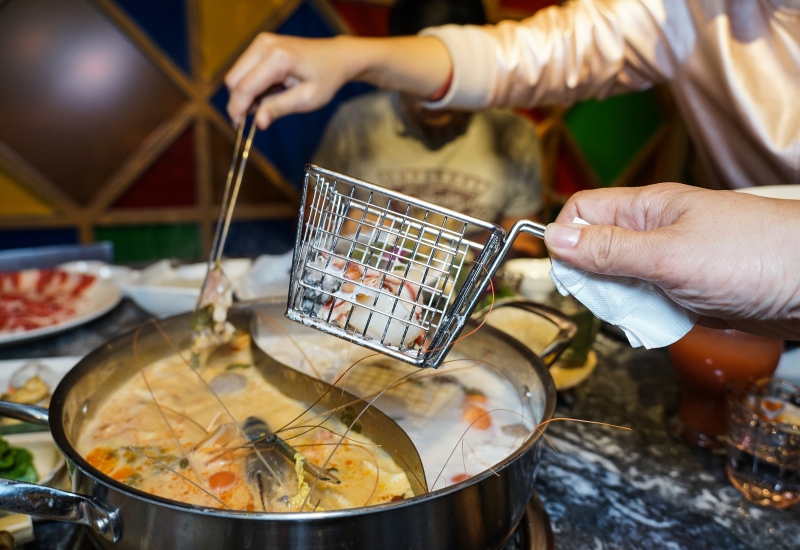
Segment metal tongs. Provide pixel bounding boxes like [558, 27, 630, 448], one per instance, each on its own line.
[192, 88, 285, 343]
[190, 115, 258, 347]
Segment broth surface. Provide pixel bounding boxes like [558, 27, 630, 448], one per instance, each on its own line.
[255, 330, 538, 489]
[77, 333, 413, 511]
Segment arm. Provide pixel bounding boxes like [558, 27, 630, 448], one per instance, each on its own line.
[226, 35, 451, 128]
[226, 0, 673, 127]
[543, 184, 800, 339]
[423, 0, 671, 110]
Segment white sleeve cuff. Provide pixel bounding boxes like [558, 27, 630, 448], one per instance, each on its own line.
[419, 25, 496, 110]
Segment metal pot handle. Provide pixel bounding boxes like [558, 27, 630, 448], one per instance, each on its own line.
[0, 402, 122, 543]
[472, 299, 577, 367]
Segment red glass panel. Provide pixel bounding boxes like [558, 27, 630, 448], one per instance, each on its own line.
[331, 1, 390, 37]
[499, 0, 560, 13]
[113, 128, 196, 209]
[516, 107, 551, 124]
[554, 145, 593, 197]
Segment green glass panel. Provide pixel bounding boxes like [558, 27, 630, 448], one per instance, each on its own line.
[95, 224, 201, 264]
[565, 91, 663, 187]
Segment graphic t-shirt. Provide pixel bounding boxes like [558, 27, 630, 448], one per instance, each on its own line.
[313, 91, 543, 225]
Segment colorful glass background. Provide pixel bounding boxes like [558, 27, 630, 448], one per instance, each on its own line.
[0, 0, 692, 262]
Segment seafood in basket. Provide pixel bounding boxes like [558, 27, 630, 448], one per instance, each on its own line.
[299, 253, 426, 346]
[287, 165, 546, 368]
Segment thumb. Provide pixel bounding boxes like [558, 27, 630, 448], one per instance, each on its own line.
[544, 222, 662, 279]
[255, 83, 323, 129]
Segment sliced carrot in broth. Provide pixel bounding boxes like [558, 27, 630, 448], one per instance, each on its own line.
[111, 467, 136, 481]
[209, 471, 237, 491]
[462, 404, 492, 430]
[86, 447, 118, 473]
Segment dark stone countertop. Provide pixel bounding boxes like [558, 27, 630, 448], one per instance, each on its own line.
[537, 332, 800, 550]
[1, 299, 798, 549]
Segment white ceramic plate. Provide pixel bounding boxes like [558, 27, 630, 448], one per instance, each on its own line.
[59, 260, 137, 288]
[500, 258, 556, 301]
[0, 357, 80, 394]
[235, 252, 293, 301]
[0, 278, 121, 347]
[736, 184, 800, 200]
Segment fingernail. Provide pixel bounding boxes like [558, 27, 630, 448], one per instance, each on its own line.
[545, 223, 581, 249]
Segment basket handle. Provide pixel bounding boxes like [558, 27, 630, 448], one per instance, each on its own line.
[461, 219, 548, 320]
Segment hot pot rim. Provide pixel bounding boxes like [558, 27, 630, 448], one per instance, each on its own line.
[47, 312, 556, 521]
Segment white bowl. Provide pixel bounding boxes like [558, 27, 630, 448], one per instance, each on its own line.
[126, 259, 252, 317]
[501, 258, 555, 301]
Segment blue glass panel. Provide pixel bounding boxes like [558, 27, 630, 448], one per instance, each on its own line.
[114, 0, 190, 74]
[221, 219, 295, 257]
[0, 228, 79, 251]
[211, 85, 230, 121]
[211, 1, 374, 188]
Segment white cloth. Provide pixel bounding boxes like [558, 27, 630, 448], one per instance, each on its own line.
[549, 218, 697, 349]
[422, 0, 800, 190]
[312, 91, 543, 223]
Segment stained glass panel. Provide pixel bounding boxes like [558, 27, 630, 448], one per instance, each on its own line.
[113, 128, 197, 209]
[0, 0, 186, 205]
[0, 228, 78, 251]
[331, 1, 389, 36]
[565, 91, 663, 187]
[95, 224, 201, 263]
[114, 0, 190, 73]
[221, 219, 294, 257]
[196, 0, 289, 79]
[209, 127, 285, 205]
[0, 166, 54, 216]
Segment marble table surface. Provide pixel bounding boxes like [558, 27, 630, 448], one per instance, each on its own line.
[1, 299, 798, 550]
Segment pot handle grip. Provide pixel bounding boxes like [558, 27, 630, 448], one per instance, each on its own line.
[0, 402, 122, 543]
[0, 402, 49, 426]
[0, 480, 121, 542]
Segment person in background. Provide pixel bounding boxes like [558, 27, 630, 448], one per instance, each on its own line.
[313, 0, 545, 257]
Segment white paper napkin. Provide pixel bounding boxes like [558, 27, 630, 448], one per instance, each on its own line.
[236, 251, 294, 300]
[549, 218, 697, 349]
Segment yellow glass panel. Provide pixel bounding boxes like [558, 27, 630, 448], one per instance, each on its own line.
[0, 166, 54, 215]
[197, 0, 287, 79]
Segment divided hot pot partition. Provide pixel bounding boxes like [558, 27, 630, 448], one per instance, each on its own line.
[0, 304, 557, 550]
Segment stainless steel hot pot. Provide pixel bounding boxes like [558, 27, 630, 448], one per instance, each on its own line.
[0, 302, 565, 549]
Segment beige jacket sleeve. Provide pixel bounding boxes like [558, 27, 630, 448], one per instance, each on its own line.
[422, 0, 684, 109]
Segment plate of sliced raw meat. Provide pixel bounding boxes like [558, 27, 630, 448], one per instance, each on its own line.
[0, 269, 121, 346]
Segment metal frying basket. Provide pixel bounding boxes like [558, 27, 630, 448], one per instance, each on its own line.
[286, 164, 547, 368]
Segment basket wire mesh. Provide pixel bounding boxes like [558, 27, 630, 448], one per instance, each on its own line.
[286, 165, 544, 368]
